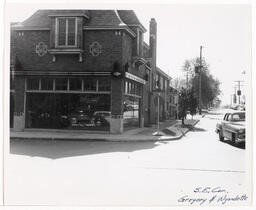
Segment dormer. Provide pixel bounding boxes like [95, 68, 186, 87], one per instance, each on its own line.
[47, 10, 90, 62]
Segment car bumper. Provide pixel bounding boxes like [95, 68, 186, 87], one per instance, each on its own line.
[236, 137, 245, 143]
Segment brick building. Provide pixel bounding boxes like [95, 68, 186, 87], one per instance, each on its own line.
[10, 9, 171, 133]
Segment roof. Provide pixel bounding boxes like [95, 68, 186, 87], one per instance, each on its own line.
[156, 67, 172, 80]
[12, 9, 146, 35]
[117, 10, 147, 32]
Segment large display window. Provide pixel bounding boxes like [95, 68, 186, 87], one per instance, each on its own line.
[24, 76, 111, 130]
[123, 80, 142, 128]
[25, 93, 110, 130]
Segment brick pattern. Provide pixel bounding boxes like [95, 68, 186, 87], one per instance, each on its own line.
[13, 30, 124, 72]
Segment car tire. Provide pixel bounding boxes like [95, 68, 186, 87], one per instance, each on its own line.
[219, 131, 224, 141]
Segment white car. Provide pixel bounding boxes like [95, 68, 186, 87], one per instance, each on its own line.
[216, 111, 245, 144]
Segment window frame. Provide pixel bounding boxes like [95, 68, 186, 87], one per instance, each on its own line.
[55, 17, 78, 48]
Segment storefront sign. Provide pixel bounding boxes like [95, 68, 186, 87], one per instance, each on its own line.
[125, 72, 146, 85]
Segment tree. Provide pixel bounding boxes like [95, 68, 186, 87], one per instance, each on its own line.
[180, 57, 221, 109]
[188, 88, 197, 119]
[182, 60, 193, 90]
[178, 87, 188, 125]
[172, 76, 186, 90]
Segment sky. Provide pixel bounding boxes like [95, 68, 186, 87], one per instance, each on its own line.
[5, 3, 251, 105]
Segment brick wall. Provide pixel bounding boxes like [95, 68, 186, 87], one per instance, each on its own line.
[13, 29, 123, 72]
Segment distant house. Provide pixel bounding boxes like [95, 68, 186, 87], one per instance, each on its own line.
[10, 9, 172, 133]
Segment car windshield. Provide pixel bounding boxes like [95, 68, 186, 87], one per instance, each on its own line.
[232, 112, 245, 121]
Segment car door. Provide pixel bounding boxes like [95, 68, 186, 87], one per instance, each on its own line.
[223, 114, 233, 139]
[222, 114, 230, 138]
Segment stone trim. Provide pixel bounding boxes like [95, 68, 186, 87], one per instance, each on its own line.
[83, 26, 136, 37]
[11, 71, 111, 76]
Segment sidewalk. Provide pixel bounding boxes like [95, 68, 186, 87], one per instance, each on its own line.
[10, 115, 203, 142]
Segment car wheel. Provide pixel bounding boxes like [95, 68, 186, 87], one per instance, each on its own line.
[95, 120, 101, 126]
[219, 131, 224, 141]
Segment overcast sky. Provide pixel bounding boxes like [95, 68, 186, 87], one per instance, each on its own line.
[5, 3, 251, 105]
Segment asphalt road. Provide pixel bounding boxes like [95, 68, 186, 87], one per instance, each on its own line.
[5, 109, 249, 206]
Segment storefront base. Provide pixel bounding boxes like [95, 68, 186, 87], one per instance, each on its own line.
[13, 114, 25, 131]
[110, 118, 123, 134]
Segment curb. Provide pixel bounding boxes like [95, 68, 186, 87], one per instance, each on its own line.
[157, 119, 200, 141]
[10, 117, 202, 142]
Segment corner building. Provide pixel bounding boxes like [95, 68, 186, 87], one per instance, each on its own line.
[10, 10, 170, 133]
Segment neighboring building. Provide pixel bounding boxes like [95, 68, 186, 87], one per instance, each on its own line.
[10, 9, 171, 133]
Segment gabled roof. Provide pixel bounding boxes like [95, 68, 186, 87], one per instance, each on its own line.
[156, 67, 172, 80]
[86, 10, 126, 27]
[117, 10, 146, 32]
[12, 9, 146, 35]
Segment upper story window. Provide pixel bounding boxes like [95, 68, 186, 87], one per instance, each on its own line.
[56, 17, 77, 47]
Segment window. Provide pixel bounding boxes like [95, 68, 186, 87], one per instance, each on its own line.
[55, 78, 68, 90]
[84, 78, 97, 91]
[227, 114, 232, 121]
[41, 78, 53, 90]
[161, 77, 164, 90]
[98, 78, 111, 91]
[124, 80, 142, 97]
[27, 78, 40, 90]
[155, 74, 159, 89]
[57, 17, 77, 47]
[69, 78, 82, 91]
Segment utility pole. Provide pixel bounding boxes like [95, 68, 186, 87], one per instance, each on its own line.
[199, 46, 202, 115]
[234, 80, 243, 105]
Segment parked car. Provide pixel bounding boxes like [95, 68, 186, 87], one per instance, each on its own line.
[68, 109, 92, 126]
[216, 111, 245, 144]
[92, 111, 111, 126]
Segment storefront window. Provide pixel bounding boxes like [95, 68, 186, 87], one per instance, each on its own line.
[98, 78, 110, 91]
[55, 78, 68, 90]
[27, 78, 40, 90]
[41, 78, 53, 90]
[123, 95, 140, 128]
[124, 80, 142, 97]
[25, 93, 110, 130]
[69, 78, 82, 91]
[84, 78, 97, 91]
[125, 81, 128, 93]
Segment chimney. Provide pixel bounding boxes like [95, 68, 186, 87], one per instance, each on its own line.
[149, 18, 157, 72]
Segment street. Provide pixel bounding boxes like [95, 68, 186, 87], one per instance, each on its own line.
[5, 109, 247, 206]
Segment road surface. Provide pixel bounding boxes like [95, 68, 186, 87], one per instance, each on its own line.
[5, 109, 249, 206]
